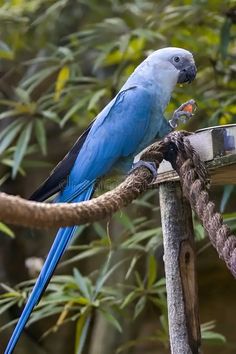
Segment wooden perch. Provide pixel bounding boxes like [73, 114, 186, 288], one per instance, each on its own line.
[155, 124, 236, 186]
[157, 124, 236, 354]
[159, 182, 201, 354]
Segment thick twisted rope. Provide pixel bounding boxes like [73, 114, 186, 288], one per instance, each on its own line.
[0, 145, 167, 229]
[163, 131, 236, 278]
[0, 132, 235, 277]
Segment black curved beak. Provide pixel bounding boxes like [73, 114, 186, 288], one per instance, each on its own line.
[177, 64, 197, 84]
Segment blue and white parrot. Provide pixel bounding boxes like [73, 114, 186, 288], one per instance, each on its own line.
[5, 47, 196, 353]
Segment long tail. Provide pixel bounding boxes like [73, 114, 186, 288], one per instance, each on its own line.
[5, 185, 94, 354]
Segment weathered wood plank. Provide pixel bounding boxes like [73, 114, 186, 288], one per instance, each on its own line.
[155, 124, 236, 185]
[159, 182, 201, 354]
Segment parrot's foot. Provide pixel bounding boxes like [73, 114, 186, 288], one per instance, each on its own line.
[169, 99, 197, 129]
[130, 160, 158, 178]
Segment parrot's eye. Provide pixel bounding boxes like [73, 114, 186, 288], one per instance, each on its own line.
[174, 56, 180, 63]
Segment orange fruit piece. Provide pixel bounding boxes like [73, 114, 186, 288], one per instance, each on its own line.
[183, 104, 194, 113]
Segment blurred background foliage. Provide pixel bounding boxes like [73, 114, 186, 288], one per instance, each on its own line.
[0, 0, 236, 353]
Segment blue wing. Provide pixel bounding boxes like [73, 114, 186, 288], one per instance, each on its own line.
[66, 85, 154, 185]
[31, 85, 154, 202]
[30, 120, 95, 202]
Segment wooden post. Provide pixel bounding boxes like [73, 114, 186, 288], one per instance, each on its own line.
[159, 181, 201, 354]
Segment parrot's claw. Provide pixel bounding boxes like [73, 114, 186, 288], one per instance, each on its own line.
[169, 99, 197, 129]
[130, 160, 158, 179]
[169, 110, 192, 128]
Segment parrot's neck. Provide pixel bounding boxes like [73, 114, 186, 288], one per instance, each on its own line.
[125, 59, 179, 112]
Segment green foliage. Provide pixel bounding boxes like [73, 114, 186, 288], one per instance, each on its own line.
[201, 321, 226, 345]
[0, 0, 235, 352]
[0, 0, 236, 177]
[0, 197, 229, 351]
[0, 222, 15, 238]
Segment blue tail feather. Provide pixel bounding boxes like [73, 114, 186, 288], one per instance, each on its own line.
[5, 184, 94, 354]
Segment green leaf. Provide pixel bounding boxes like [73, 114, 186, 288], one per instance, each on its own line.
[12, 122, 33, 178]
[73, 269, 91, 300]
[31, 0, 68, 27]
[15, 87, 30, 104]
[1, 283, 20, 294]
[1, 158, 25, 175]
[92, 222, 106, 238]
[114, 212, 135, 233]
[125, 255, 139, 280]
[35, 119, 47, 155]
[60, 97, 89, 127]
[88, 88, 106, 111]
[54, 65, 70, 101]
[0, 173, 10, 187]
[147, 254, 157, 288]
[0, 222, 15, 238]
[134, 296, 146, 319]
[41, 110, 60, 123]
[0, 318, 18, 332]
[121, 291, 139, 309]
[202, 330, 226, 344]
[0, 119, 25, 154]
[93, 253, 128, 298]
[0, 110, 20, 120]
[99, 309, 122, 332]
[60, 247, 104, 268]
[135, 271, 143, 288]
[220, 18, 231, 59]
[28, 306, 66, 325]
[21, 66, 59, 94]
[0, 298, 18, 315]
[75, 311, 92, 354]
[0, 40, 14, 60]
[94, 252, 113, 298]
[122, 228, 161, 248]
